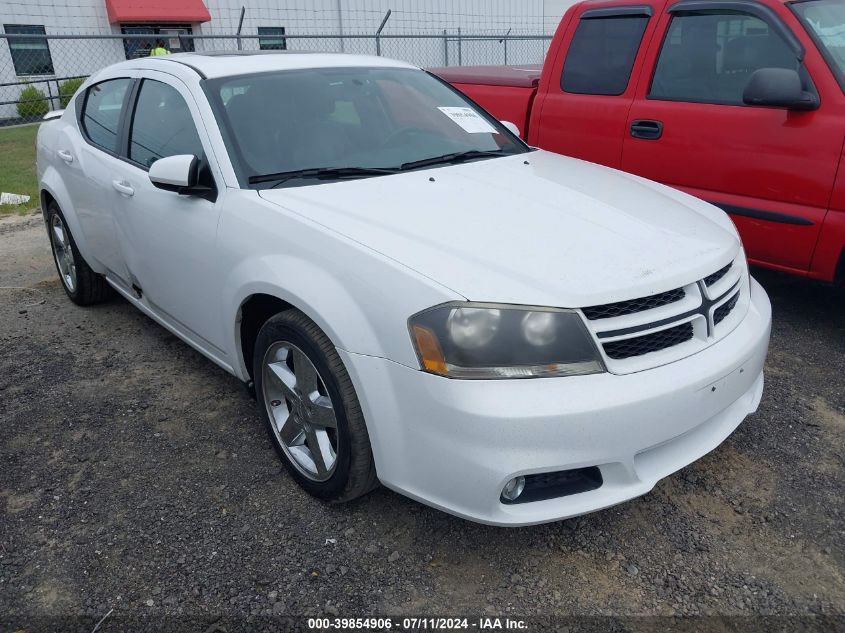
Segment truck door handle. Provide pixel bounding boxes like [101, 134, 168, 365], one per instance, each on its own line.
[630, 120, 663, 140]
[57, 149, 74, 163]
[112, 180, 134, 197]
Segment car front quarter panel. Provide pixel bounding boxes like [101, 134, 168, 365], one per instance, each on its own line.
[219, 192, 462, 380]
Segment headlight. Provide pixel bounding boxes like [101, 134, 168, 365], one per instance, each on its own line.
[409, 302, 605, 379]
[446, 307, 500, 349]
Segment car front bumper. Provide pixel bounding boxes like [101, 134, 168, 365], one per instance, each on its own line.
[340, 277, 772, 526]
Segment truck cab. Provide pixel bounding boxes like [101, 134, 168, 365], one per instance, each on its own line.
[431, 0, 845, 283]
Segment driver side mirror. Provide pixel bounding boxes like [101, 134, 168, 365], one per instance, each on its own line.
[149, 154, 201, 194]
[742, 68, 819, 111]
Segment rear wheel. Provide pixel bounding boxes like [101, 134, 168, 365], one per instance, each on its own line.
[46, 202, 112, 305]
[254, 309, 378, 502]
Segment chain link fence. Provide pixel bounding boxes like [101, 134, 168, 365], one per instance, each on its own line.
[0, 32, 552, 126]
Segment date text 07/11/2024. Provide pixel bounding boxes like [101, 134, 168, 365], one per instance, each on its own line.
[307, 617, 529, 630]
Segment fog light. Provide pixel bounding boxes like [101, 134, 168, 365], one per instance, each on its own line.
[501, 476, 525, 502]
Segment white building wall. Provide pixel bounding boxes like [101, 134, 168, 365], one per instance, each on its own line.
[2, 0, 115, 34]
[199, 0, 549, 35]
[195, 0, 556, 62]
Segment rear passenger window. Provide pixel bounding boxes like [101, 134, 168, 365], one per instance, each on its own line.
[561, 15, 650, 95]
[81, 78, 130, 153]
[649, 12, 801, 104]
[129, 80, 203, 168]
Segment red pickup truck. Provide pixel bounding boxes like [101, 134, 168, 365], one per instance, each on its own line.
[430, 0, 845, 283]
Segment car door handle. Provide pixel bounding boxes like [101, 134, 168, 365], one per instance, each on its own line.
[57, 149, 74, 163]
[630, 120, 663, 140]
[112, 180, 135, 197]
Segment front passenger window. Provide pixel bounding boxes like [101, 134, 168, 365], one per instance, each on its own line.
[81, 78, 131, 153]
[129, 80, 203, 168]
[650, 12, 801, 104]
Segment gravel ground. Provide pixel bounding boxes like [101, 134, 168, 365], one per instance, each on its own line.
[1, 212, 843, 631]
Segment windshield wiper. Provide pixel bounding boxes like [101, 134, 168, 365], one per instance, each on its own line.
[248, 151, 511, 187]
[248, 166, 400, 187]
[398, 149, 510, 172]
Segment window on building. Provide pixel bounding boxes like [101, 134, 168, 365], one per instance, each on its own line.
[649, 12, 801, 104]
[560, 15, 649, 95]
[129, 80, 203, 168]
[4, 25, 54, 76]
[81, 78, 131, 153]
[258, 27, 287, 50]
[120, 25, 194, 60]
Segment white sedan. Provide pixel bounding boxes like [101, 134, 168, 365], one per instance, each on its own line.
[36, 52, 771, 526]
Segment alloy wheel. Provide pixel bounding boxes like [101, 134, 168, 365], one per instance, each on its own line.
[261, 341, 339, 481]
[50, 213, 77, 293]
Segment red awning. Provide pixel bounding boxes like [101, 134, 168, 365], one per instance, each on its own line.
[105, 0, 211, 23]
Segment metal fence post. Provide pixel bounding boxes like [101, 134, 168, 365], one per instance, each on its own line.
[236, 6, 245, 51]
[443, 30, 448, 66]
[336, 0, 345, 52]
[46, 80, 55, 111]
[375, 9, 391, 56]
[457, 27, 462, 66]
[501, 28, 511, 65]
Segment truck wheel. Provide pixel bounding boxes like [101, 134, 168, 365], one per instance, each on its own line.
[46, 202, 113, 305]
[254, 309, 378, 502]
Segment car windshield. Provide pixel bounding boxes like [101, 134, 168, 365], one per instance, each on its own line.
[793, 0, 845, 89]
[203, 66, 527, 188]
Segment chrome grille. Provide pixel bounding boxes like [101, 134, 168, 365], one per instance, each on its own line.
[581, 287, 685, 320]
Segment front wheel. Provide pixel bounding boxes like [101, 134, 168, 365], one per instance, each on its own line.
[253, 309, 378, 502]
[46, 202, 113, 305]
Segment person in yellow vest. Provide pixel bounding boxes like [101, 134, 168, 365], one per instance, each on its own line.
[149, 40, 170, 56]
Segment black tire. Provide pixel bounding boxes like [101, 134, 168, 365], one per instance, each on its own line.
[46, 202, 113, 306]
[253, 309, 378, 502]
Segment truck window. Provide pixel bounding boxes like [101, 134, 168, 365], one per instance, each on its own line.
[649, 12, 800, 104]
[561, 15, 650, 95]
[792, 0, 845, 92]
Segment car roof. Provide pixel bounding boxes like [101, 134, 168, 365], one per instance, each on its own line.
[124, 51, 418, 80]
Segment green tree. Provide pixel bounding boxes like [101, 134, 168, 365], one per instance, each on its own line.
[17, 85, 49, 119]
[58, 77, 86, 108]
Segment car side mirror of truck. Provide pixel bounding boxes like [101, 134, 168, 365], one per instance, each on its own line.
[742, 68, 819, 111]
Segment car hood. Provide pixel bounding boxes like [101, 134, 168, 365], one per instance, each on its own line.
[258, 150, 740, 307]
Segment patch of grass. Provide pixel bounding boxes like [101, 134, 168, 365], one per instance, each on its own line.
[0, 124, 40, 216]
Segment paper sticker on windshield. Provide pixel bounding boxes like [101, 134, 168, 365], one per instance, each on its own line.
[437, 107, 497, 133]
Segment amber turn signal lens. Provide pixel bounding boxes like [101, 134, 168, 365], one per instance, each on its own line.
[412, 324, 448, 376]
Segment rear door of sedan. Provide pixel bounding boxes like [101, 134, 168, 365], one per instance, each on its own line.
[109, 70, 230, 358]
[64, 70, 138, 282]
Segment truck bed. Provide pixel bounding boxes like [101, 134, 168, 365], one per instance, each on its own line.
[427, 65, 542, 138]
[427, 64, 543, 88]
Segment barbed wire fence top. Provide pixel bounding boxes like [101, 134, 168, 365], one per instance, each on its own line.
[1, 9, 553, 126]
